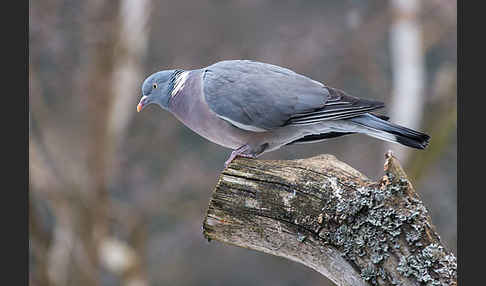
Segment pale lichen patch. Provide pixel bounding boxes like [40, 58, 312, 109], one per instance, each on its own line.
[245, 197, 260, 209]
[225, 168, 257, 179]
[318, 213, 324, 224]
[221, 174, 258, 188]
[313, 166, 453, 285]
[206, 216, 221, 226]
[279, 190, 297, 208]
[397, 243, 457, 285]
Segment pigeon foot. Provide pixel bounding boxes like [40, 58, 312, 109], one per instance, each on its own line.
[224, 145, 257, 168]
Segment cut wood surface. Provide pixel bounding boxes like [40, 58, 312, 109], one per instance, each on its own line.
[203, 152, 456, 286]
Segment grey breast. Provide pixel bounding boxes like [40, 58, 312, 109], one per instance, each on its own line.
[168, 69, 253, 150]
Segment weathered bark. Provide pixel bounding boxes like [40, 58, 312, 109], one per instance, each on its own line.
[203, 152, 456, 286]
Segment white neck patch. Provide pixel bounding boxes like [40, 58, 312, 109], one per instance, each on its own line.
[171, 71, 189, 97]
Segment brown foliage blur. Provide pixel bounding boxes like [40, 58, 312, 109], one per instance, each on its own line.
[29, 1, 456, 285]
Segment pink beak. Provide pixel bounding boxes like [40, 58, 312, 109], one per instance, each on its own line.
[137, 96, 148, 112]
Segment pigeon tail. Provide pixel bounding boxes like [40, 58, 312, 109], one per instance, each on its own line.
[349, 113, 430, 149]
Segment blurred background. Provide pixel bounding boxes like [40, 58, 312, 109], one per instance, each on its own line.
[29, 0, 457, 285]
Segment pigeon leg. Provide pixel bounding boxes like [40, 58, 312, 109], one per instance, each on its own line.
[224, 145, 256, 168]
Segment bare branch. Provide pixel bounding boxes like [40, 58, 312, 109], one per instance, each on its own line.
[203, 153, 456, 285]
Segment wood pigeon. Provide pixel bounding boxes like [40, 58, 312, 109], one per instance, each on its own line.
[137, 60, 430, 166]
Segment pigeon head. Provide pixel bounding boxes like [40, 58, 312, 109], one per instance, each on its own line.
[137, 69, 182, 112]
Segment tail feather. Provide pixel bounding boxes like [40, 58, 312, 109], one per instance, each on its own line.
[349, 114, 430, 149]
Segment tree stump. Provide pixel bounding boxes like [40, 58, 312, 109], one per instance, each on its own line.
[203, 152, 456, 286]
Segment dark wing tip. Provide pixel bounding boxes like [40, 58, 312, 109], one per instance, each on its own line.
[396, 132, 430, 149]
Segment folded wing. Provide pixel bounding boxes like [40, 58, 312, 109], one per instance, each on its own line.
[202, 60, 384, 131]
[286, 87, 384, 125]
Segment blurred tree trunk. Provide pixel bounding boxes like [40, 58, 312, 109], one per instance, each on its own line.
[29, 1, 151, 285]
[387, 0, 425, 163]
[204, 153, 457, 286]
[106, 0, 151, 179]
[406, 65, 457, 183]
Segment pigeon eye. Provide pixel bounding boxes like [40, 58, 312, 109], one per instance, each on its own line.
[153, 83, 158, 89]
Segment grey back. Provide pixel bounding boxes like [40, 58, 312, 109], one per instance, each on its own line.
[202, 60, 329, 130]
